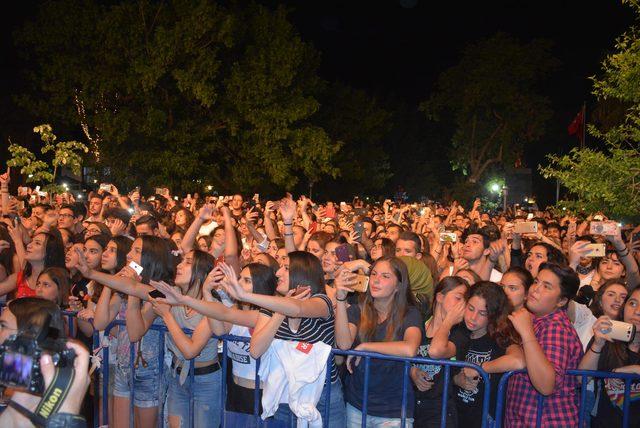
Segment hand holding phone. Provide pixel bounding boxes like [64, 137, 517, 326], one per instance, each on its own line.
[128, 261, 144, 276]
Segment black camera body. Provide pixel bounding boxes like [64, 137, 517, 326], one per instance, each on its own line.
[0, 316, 75, 395]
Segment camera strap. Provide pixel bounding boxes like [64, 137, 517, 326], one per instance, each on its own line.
[8, 366, 76, 428]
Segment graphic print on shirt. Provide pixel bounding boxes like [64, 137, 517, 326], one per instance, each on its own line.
[457, 349, 492, 404]
[415, 343, 443, 380]
[604, 378, 640, 409]
[229, 339, 251, 365]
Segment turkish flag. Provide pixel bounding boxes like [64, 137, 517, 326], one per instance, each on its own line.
[568, 110, 583, 136]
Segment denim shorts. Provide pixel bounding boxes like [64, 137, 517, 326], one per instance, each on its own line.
[112, 363, 162, 408]
[166, 368, 222, 428]
[346, 403, 414, 428]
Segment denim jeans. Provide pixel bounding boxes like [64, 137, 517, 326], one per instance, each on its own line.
[166, 368, 222, 428]
[272, 379, 346, 427]
[346, 403, 414, 428]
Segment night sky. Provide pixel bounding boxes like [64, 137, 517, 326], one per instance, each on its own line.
[1, 1, 635, 202]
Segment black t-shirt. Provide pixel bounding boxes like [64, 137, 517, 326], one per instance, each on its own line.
[589, 338, 640, 427]
[414, 322, 468, 401]
[452, 331, 507, 426]
[344, 304, 423, 418]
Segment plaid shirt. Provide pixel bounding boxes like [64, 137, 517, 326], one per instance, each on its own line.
[505, 309, 583, 427]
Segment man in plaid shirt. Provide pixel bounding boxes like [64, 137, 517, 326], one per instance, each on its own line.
[506, 263, 583, 427]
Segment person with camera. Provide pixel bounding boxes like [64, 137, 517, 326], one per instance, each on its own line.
[579, 287, 640, 427]
[0, 298, 90, 427]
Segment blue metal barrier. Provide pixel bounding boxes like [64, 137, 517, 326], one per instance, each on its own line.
[494, 369, 640, 428]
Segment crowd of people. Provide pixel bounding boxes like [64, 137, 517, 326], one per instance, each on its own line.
[0, 171, 638, 428]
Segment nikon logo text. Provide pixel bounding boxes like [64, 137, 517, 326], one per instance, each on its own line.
[38, 387, 63, 417]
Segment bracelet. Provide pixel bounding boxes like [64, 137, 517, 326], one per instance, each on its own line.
[336, 296, 347, 302]
[284, 232, 294, 237]
[589, 345, 602, 354]
[283, 222, 293, 226]
[617, 247, 630, 257]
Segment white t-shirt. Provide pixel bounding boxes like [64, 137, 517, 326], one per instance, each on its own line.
[198, 220, 218, 236]
[228, 324, 257, 380]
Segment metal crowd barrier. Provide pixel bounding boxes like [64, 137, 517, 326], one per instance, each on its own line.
[96, 319, 492, 428]
[493, 369, 640, 428]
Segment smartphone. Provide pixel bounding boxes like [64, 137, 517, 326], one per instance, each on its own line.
[602, 320, 636, 342]
[585, 243, 606, 258]
[154, 187, 164, 196]
[354, 222, 365, 239]
[514, 221, 538, 234]
[439, 232, 457, 243]
[349, 274, 369, 293]
[308, 222, 318, 234]
[335, 244, 351, 263]
[149, 289, 165, 299]
[590, 222, 618, 236]
[526, 213, 534, 220]
[593, 215, 604, 221]
[100, 183, 112, 192]
[128, 261, 144, 276]
[633, 232, 640, 243]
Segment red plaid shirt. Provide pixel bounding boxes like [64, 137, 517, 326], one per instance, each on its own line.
[505, 309, 583, 427]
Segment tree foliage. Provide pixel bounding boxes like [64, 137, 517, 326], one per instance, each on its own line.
[422, 33, 557, 184]
[8, 125, 89, 193]
[15, 0, 340, 192]
[540, 0, 640, 218]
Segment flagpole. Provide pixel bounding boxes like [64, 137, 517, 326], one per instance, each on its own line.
[581, 102, 586, 148]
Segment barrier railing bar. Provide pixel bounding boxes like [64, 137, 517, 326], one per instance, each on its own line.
[400, 361, 409, 428]
[128, 342, 135, 428]
[220, 340, 228, 428]
[362, 356, 370, 428]
[441, 364, 450, 428]
[623, 378, 631, 428]
[254, 351, 262, 428]
[578, 375, 588, 428]
[323, 353, 332, 428]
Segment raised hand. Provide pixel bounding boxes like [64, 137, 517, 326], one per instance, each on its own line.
[74, 246, 93, 278]
[150, 280, 184, 305]
[279, 197, 296, 223]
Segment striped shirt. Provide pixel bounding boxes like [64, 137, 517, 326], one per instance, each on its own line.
[259, 293, 338, 382]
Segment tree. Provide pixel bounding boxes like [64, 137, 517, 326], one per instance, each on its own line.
[7, 124, 89, 194]
[14, 0, 339, 193]
[421, 33, 558, 185]
[313, 83, 393, 199]
[540, 0, 640, 218]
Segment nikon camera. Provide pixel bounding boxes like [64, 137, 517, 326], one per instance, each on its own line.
[0, 315, 75, 395]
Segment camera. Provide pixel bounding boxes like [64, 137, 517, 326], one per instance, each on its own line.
[0, 315, 75, 395]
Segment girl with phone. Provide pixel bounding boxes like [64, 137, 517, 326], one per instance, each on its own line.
[151, 261, 278, 417]
[334, 256, 423, 427]
[579, 287, 640, 427]
[221, 250, 346, 426]
[75, 235, 173, 428]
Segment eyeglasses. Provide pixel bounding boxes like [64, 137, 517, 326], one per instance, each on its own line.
[58, 213, 75, 219]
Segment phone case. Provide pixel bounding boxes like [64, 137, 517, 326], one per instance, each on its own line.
[335, 244, 351, 263]
[129, 261, 144, 275]
[605, 320, 636, 342]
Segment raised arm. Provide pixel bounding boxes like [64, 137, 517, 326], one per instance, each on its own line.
[279, 198, 297, 253]
[261, 202, 279, 241]
[0, 273, 18, 298]
[74, 246, 151, 299]
[150, 279, 259, 328]
[607, 228, 640, 290]
[334, 273, 359, 350]
[220, 206, 240, 274]
[249, 312, 285, 359]
[221, 262, 329, 319]
[181, 204, 214, 255]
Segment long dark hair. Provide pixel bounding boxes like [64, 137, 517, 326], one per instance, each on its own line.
[24, 230, 66, 277]
[247, 263, 277, 296]
[358, 257, 417, 343]
[111, 236, 133, 273]
[184, 250, 215, 299]
[288, 251, 325, 295]
[432, 276, 470, 315]
[590, 277, 627, 318]
[0, 225, 15, 275]
[466, 281, 520, 348]
[602, 288, 640, 370]
[38, 267, 71, 307]
[139, 236, 175, 284]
